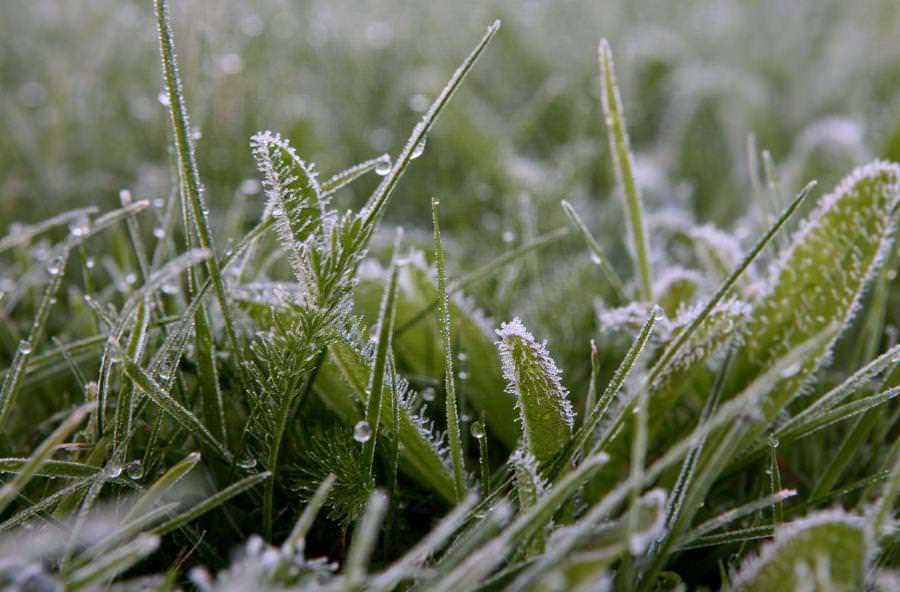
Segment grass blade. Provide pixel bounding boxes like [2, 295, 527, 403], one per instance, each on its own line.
[432, 199, 467, 499]
[150, 471, 271, 536]
[0, 402, 94, 515]
[598, 39, 652, 300]
[362, 20, 500, 232]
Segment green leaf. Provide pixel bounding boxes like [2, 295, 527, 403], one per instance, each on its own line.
[733, 161, 900, 425]
[731, 510, 870, 592]
[496, 318, 574, 463]
[598, 39, 653, 300]
[250, 131, 326, 273]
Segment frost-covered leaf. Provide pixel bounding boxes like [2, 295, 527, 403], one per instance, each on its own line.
[731, 510, 871, 592]
[510, 448, 548, 557]
[732, 160, 900, 425]
[250, 131, 325, 281]
[496, 318, 574, 463]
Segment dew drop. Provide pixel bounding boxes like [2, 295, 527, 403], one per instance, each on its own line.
[119, 189, 133, 206]
[502, 230, 516, 244]
[374, 155, 392, 176]
[422, 387, 436, 402]
[411, 139, 426, 160]
[157, 91, 171, 106]
[17, 341, 32, 355]
[152, 198, 165, 209]
[85, 257, 95, 269]
[767, 435, 780, 449]
[46, 257, 64, 276]
[353, 420, 372, 443]
[126, 460, 144, 480]
[458, 370, 470, 380]
[125, 273, 137, 286]
[106, 462, 123, 479]
[470, 421, 486, 439]
[589, 253, 603, 266]
[153, 227, 165, 239]
[780, 363, 801, 378]
[271, 207, 284, 218]
[161, 282, 178, 295]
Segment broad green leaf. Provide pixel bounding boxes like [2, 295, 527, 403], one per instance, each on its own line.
[496, 318, 574, 463]
[731, 510, 870, 592]
[732, 161, 900, 426]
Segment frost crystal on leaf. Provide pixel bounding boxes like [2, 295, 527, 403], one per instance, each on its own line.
[496, 317, 574, 462]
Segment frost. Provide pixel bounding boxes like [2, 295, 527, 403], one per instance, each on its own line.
[496, 318, 574, 462]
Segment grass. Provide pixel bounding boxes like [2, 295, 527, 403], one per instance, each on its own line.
[1, 0, 900, 590]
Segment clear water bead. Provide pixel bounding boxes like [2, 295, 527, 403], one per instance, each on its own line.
[411, 139, 426, 160]
[353, 420, 372, 443]
[767, 435, 780, 449]
[153, 227, 165, 239]
[106, 462, 123, 478]
[47, 257, 64, 276]
[374, 155, 392, 176]
[17, 341, 32, 355]
[422, 387, 436, 402]
[157, 91, 171, 106]
[470, 421, 486, 439]
[126, 460, 144, 480]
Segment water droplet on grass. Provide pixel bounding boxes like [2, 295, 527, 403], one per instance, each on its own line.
[153, 227, 165, 239]
[47, 257, 64, 276]
[471, 421, 486, 439]
[353, 420, 372, 443]
[411, 139, 426, 160]
[107, 462, 123, 478]
[374, 155, 392, 176]
[422, 387, 436, 402]
[17, 341, 32, 355]
[126, 460, 144, 480]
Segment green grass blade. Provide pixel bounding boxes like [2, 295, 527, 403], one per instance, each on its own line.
[362, 20, 500, 232]
[123, 451, 201, 523]
[362, 258, 400, 482]
[321, 154, 391, 197]
[120, 353, 229, 461]
[598, 39, 652, 300]
[0, 402, 94, 515]
[556, 306, 659, 476]
[0, 250, 69, 430]
[342, 489, 388, 590]
[65, 534, 160, 590]
[153, 0, 245, 378]
[432, 199, 467, 499]
[561, 200, 627, 304]
[150, 471, 271, 536]
[283, 473, 336, 554]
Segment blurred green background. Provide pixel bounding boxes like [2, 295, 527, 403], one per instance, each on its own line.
[5, 0, 900, 228]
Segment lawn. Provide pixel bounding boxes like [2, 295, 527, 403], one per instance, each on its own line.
[1, 1, 899, 590]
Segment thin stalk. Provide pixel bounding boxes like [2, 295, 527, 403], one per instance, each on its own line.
[153, 0, 246, 382]
[432, 198, 466, 500]
[599, 39, 652, 300]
